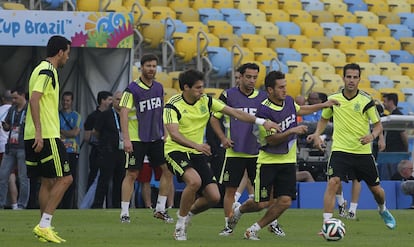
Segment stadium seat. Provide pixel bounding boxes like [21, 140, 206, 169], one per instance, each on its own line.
[398, 13, 414, 30]
[285, 73, 303, 97]
[254, 21, 279, 36]
[320, 48, 347, 65]
[301, 0, 324, 11]
[364, 0, 388, 14]
[257, 0, 279, 11]
[229, 21, 256, 35]
[232, 47, 255, 65]
[174, 7, 199, 22]
[263, 9, 290, 23]
[164, 87, 179, 102]
[360, 87, 381, 100]
[320, 22, 346, 38]
[151, 6, 176, 20]
[130, 4, 153, 24]
[168, 71, 182, 90]
[343, 23, 368, 37]
[199, 33, 220, 47]
[241, 34, 268, 50]
[399, 63, 414, 80]
[213, 0, 234, 9]
[319, 74, 343, 93]
[387, 24, 412, 40]
[163, 19, 187, 39]
[358, 62, 380, 77]
[262, 60, 289, 74]
[369, 75, 394, 90]
[345, 49, 369, 63]
[234, 0, 258, 9]
[332, 10, 357, 25]
[241, 9, 267, 23]
[287, 35, 313, 49]
[275, 22, 301, 36]
[377, 62, 402, 77]
[302, 76, 325, 95]
[276, 48, 302, 63]
[199, 8, 224, 24]
[207, 20, 233, 36]
[251, 47, 277, 62]
[168, 0, 190, 8]
[287, 61, 313, 77]
[218, 33, 243, 48]
[376, 36, 401, 52]
[147, 0, 168, 7]
[279, 0, 303, 11]
[296, 48, 323, 63]
[358, 76, 371, 88]
[77, 0, 103, 11]
[343, 0, 368, 13]
[366, 24, 390, 38]
[287, 9, 313, 24]
[172, 32, 198, 62]
[355, 11, 379, 25]
[378, 88, 405, 102]
[389, 50, 414, 65]
[377, 12, 401, 25]
[204, 88, 224, 98]
[190, 0, 213, 9]
[366, 49, 391, 63]
[139, 20, 165, 48]
[396, 101, 414, 115]
[354, 36, 379, 50]
[400, 37, 414, 52]
[206, 46, 232, 77]
[184, 21, 208, 34]
[332, 35, 357, 52]
[311, 36, 335, 50]
[220, 8, 245, 22]
[299, 22, 324, 38]
[391, 75, 414, 90]
[309, 10, 335, 23]
[401, 88, 414, 107]
[155, 71, 174, 88]
[387, 0, 411, 14]
[322, 0, 348, 12]
[266, 35, 290, 49]
[310, 61, 336, 77]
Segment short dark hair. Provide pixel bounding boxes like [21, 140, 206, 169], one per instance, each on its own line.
[47, 35, 71, 57]
[97, 91, 112, 105]
[343, 63, 361, 77]
[62, 91, 74, 100]
[178, 69, 204, 90]
[264, 70, 285, 89]
[10, 86, 26, 96]
[140, 53, 159, 66]
[383, 93, 398, 106]
[238, 63, 260, 75]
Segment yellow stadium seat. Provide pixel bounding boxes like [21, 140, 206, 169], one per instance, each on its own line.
[77, 0, 104, 11]
[241, 34, 268, 49]
[297, 48, 323, 63]
[199, 33, 220, 47]
[287, 35, 313, 49]
[358, 62, 380, 77]
[332, 35, 357, 52]
[207, 20, 233, 36]
[241, 9, 267, 23]
[287, 9, 313, 24]
[232, 47, 255, 65]
[322, 0, 348, 12]
[310, 61, 336, 77]
[168, 71, 182, 90]
[400, 37, 414, 51]
[168, 0, 190, 8]
[1, 2, 27, 10]
[345, 49, 370, 63]
[367, 24, 391, 38]
[319, 74, 343, 93]
[265, 35, 290, 49]
[164, 87, 180, 102]
[106, 3, 129, 12]
[155, 71, 174, 88]
[302, 76, 325, 95]
[174, 7, 200, 22]
[360, 87, 381, 100]
[172, 32, 198, 62]
[151, 6, 176, 20]
[359, 76, 371, 88]
[310, 10, 335, 23]
[279, 0, 302, 11]
[139, 20, 165, 48]
[390, 75, 414, 89]
[263, 9, 290, 23]
[377, 62, 402, 77]
[311, 36, 335, 50]
[285, 73, 302, 97]
[212, 0, 234, 8]
[287, 61, 313, 77]
[378, 88, 405, 102]
[234, 0, 258, 9]
[254, 21, 279, 36]
[320, 48, 347, 65]
[332, 61, 346, 75]
[364, 0, 389, 14]
[355, 11, 379, 25]
[204, 88, 224, 98]
[218, 34, 243, 48]
[354, 36, 379, 51]
[406, 0, 414, 11]
[123, 0, 146, 8]
[252, 47, 278, 62]
[400, 63, 414, 80]
[257, 0, 279, 11]
[388, 0, 411, 14]
[147, 0, 169, 7]
[130, 5, 153, 24]
[189, 0, 213, 9]
[254, 62, 267, 88]
[132, 66, 141, 81]
[298, 22, 324, 38]
[332, 10, 357, 25]
[376, 36, 401, 52]
[184, 21, 209, 34]
[377, 12, 401, 25]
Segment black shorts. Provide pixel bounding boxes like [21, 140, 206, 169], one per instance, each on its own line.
[25, 138, 71, 178]
[219, 157, 257, 187]
[255, 163, 297, 202]
[126, 140, 165, 170]
[327, 151, 380, 186]
[166, 151, 216, 193]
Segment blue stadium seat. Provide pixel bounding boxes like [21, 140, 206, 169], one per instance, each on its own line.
[198, 8, 224, 24]
[229, 21, 256, 35]
[387, 24, 413, 40]
[401, 88, 414, 107]
[275, 48, 302, 63]
[300, 0, 324, 11]
[43, 0, 65, 9]
[366, 49, 391, 63]
[320, 22, 346, 38]
[389, 50, 414, 65]
[206, 46, 232, 78]
[162, 19, 188, 40]
[262, 60, 289, 74]
[343, 23, 368, 37]
[397, 101, 414, 115]
[343, 0, 368, 13]
[369, 75, 394, 90]
[398, 13, 414, 30]
[275, 21, 301, 35]
[220, 8, 246, 22]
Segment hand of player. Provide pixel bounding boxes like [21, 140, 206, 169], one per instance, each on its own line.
[291, 125, 308, 135]
[220, 137, 234, 149]
[124, 139, 133, 153]
[323, 99, 340, 108]
[32, 135, 44, 153]
[195, 143, 212, 156]
[359, 134, 374, 145]
[263, 120, 281, 133]
[307, 133, 325, 151]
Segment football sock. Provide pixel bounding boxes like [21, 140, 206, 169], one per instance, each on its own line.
[234, 192, 241, 202]
[349, 202, 358, 213]
[39, 213, 53, 228]
[323, 213, 333, 221]
[176, 214, 187, 228]
[378, 203, 387, 213]
[271, 219, 278, 225]
[121, 201, 130, 216]
[248, 194, 254, 200]
[224, 217, 229, 227]
[336, 192, 345, 205]
[156, 195, 167, 212]
[250, 222, 261, 232]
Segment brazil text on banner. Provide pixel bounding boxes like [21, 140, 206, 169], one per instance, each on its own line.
[0, 10, 134, 48]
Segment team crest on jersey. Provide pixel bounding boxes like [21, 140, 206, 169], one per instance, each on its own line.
[260, 187, 268, 199]
[200, 105, 208, 114]
[327, 166, 333, 176]
[354, 102, 361, 112]
[223, 171, 230, 182]
[63, 162, 70, 173]
[180, 160, 188, 168]
[129, 156, 136, 166]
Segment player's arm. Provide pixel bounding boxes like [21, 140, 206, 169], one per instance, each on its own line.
[306, 117, 330, 150]
[120, 106, 132, 153]
[29, 91, 43, 152]
[265, 125, 308, 146]
[297, 99, 339, 116]
[360, 121, 383, 145]
[210, 115, 233, 149]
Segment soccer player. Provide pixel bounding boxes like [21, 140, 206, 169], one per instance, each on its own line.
[119, 54, 174, 223]
[307, 63, 396, 232]
[163, 69, 280, 241]
[228, 70, 338, 240]
[25, 35, 73, 243]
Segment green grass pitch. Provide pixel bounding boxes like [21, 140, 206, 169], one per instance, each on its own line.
[0, 208, 412, 246]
